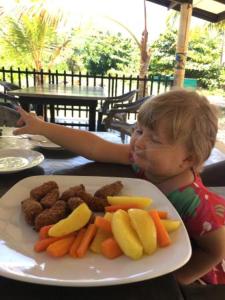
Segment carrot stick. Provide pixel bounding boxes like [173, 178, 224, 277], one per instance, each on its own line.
[105, 203, 141, 212]
[69, 228, 86, 258]
[149, 209, 171, 247]
[148, 210, 168, 219]
[95, 216, 112, 233]
[34, 237, 61, 252]
[101, 237, 123, 259]
[39, 225, 53, 240]
[46, 234, 76, 257]
[76, 224, 97, 258]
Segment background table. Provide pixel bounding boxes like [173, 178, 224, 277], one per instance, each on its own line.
[0, 131, 185, 300]
[9, 85, 108, 131]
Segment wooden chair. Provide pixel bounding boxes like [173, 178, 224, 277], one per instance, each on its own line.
[97, 90, 139, 131]
[103, 95, 151, 143]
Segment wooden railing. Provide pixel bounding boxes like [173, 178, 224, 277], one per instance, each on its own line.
[0, 67, 173, 128]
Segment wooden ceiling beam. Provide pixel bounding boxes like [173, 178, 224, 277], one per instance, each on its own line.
[146, 0, 225, 22]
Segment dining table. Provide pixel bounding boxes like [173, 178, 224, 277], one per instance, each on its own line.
[8, 85, 108, 131]
[0, 129, 188, 300]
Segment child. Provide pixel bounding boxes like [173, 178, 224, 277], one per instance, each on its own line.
[14, 88, 225, 285]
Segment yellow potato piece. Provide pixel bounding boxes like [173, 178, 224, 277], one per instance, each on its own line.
[161, 219, 181, 232]
[90, 212, 113, 254]
[107, 196, 152, 209]
[128, 209, 157, 255]
[48, 203, 92, 237]
[112, 209, 143, 260]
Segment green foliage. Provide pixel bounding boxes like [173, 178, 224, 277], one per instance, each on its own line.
[0, 7, 71, 71]
[69, 31, 139, 75]
[150, 26, 224, 89]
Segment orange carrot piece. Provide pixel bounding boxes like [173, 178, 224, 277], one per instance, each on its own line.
[95, 216, 112, 233]
[34, 237, 61, 252]
[46, 234, 75, 257]
[76, 224, 97, 258]
[149, 209, 171, 247]
[105, 203, 141, 212]
[101, 237, 123, 259]
[148, 210, 168, 219]
[69, 228, 86, 258]
[39, 225, 53, 240]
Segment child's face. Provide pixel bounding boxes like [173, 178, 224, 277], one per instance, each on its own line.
[130, 122, 192, 183]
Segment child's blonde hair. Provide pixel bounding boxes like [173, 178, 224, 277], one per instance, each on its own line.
[138, 88, 218, 171]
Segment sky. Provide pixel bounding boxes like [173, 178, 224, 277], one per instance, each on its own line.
[1, 0, 207, 42]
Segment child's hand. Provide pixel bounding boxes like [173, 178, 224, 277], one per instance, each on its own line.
[13, 106, 45, 136]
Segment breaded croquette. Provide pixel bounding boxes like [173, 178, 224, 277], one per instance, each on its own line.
[21, 198, 43, 226]
[40, 188, 60, 208]
[67, 197, 84, 211]
[30, 181, 58, 201]
[60, 184, 85, 201]
[34, 200, 67, 231]
[94, 181, 124, 199]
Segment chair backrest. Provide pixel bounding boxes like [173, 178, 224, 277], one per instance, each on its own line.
[0, 106, 20, 126]
[0, 81, 20, 91]
[103, 95, 152, 142]
[101, 89, 139, 113]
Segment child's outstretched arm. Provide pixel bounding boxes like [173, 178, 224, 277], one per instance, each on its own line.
[174, 226, 225, 285]
[13, 107, 131, 164]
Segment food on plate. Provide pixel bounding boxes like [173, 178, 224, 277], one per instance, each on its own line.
[40, 188, 60, 208]
[101, 237, 123, 259]
[149, 209, 171, 247]
[94, 181, 123, 199]
[21, 198, 43, 225]
[67, 197, 84, 211]
[111, 209, 143, 260]
[30, 181, 58, 200]
[107, 195, 152, 209]
[21, 180, 123, 231]
[33, 197, 181, 261]
[46, 234, 76, 257]
[34, 200, 67, 231]
[161, 219, 181, 232]
[90, 212, 113, 253]
[60, 184, 85, 201]
[128, 208, 157, 255]
[48, 203, 92, 237]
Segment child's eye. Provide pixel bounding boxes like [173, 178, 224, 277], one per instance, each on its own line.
[134, 128, 143, 135]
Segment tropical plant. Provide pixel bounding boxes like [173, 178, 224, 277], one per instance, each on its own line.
[0, 2, 71, 73]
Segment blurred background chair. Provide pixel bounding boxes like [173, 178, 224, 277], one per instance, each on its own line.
[102, 95, 152, 143]
[97, 89, 139, 131]
[0, 80, 20, 92]
[0, 92, 20, 109]
[0, 105, 20, 127]
[0, 81, 20, 109]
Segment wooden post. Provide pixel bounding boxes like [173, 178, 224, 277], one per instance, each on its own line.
[173, 3, 192, 87]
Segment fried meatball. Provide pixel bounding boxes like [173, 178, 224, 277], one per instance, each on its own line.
[94, 181, 124, 199]
[34, 200, 67, 231]
[67, 197, 84, 211]
[30, 181, 58, 201]
[60, 184, 85, 201]
[40, 188, 60, 208]
[90, 196, 109, 212]
[21, 198, 43, 226]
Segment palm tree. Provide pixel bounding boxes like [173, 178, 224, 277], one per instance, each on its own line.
[0, 2, 71, 82]
[106, 0, 151, 97]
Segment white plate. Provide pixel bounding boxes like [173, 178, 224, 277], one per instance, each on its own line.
[0, 149, 44, 173]
[0, 175, 191, 286]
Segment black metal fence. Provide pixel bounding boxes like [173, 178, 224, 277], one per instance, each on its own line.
[0, 67, 173, 128]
